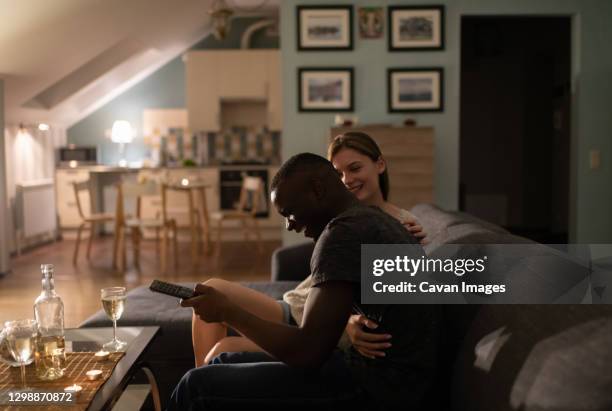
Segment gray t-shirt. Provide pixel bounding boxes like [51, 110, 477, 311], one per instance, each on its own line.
[311, 204, 441, 410]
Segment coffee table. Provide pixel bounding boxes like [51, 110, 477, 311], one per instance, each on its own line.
[66, 326, 160, 411]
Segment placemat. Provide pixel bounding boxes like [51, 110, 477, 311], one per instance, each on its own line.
[0, 351, 124, 410]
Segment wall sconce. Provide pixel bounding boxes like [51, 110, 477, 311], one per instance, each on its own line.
[111, 120, 134, 167]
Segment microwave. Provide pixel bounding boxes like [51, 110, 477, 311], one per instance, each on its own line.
[57, 146, 98, 166]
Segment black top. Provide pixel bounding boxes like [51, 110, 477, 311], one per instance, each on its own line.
[311, 204, 442, 410]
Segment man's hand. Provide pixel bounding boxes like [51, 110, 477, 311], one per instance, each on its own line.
[180, 284, 233, 323]
[345, 314, 392, 359]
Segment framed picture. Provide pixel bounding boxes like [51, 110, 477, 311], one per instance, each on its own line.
[297, 5, 353, 50]
[358, 7, 383, 39]
[388, 68, 444, 112]
[388, 5, 445, 51]
[298, 68, 354, 112]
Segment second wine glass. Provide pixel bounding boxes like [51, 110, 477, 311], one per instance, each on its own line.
[100, 287, 127, 352]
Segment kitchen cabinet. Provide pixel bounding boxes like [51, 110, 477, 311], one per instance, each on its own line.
[266, 53, 282, 131]
[186, 54, 219, 132]
[218, 52, 268, 99]
[55, 169, 91, 228]
[186, 50, 282, 132]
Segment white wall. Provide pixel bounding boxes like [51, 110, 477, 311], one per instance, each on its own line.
[3, 125, 66, 252]
[0, 79, 10, 274]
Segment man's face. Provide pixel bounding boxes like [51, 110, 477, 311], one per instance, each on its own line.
[271, 174, 330, 240]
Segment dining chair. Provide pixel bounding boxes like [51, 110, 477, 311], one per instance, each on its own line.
[72, 181, 115, 265]
[210, 175, 264, 257]
[113, 179, 178, 273]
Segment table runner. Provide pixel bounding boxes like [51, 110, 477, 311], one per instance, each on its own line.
[0, 351, 124, 410]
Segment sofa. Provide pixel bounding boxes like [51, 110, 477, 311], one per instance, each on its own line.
[80, 204, 612, 410]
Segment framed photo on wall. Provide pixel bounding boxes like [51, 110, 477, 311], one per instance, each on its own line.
[297, 5, 353, 50]
[298, 67, 354, 112]
[388, 5, 445, 51]
[388, 68, 444, 112]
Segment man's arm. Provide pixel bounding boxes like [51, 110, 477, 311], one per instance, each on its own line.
[184, 281, 353, 368]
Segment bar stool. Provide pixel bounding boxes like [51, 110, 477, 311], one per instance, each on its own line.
[210, 175, 264, 258]
[164, 178, 212, 266]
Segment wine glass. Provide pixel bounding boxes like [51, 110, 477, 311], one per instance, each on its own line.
[101, 287, 127, 352]
[5, 319, 38, 390]
[0, 326, 33, 367]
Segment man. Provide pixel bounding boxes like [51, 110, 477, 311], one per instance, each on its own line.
[168, 153, 441, 410]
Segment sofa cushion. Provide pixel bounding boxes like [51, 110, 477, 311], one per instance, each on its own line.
[411, 204, 517, 255]
[411, 203, 466, 240]
[271, 242, 315, 282]
[451, 305, 612, 411]
[411, 203, 509, 237]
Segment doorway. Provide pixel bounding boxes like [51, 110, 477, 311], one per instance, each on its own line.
[459, 17, 571, 243]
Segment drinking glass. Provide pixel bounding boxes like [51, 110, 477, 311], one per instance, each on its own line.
[0, 326, 33, 367]
[5, 319, 38, 390]
[101, 287, 127, 352]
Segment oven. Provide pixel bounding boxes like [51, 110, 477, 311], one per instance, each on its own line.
[219, 168, 269, 218]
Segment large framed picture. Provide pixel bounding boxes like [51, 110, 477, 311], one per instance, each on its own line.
[297, 5, 353, 50]
[388, 68, 444, 112]
[388, 5, 445, 51]
[298, 68, 354, 112]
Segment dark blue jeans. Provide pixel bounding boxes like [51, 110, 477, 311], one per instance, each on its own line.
[166, 351, 365, 411]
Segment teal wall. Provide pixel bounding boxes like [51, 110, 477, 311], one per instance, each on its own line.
[280, 0, 612, 244]
[67, 17, 279, 165]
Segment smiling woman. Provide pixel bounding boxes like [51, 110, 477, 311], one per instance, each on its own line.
[328, 131, 390, 202]
[328, 131, 413, 224]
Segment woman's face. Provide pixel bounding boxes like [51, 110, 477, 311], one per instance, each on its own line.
[331, 147, 385, 204]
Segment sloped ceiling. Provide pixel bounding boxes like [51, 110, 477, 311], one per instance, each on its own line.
[0, 0, 278, 128]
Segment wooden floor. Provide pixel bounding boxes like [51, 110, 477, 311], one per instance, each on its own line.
[0, 236, 279, 328]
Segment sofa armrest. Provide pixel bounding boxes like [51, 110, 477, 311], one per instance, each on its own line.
[271, 242, 315, 282]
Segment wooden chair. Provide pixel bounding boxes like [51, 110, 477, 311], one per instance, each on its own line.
[139, 171, 204, 247]
[210, 175, 264, 257]
[113, 179, 178, 274]
[72, 181, 115, 265]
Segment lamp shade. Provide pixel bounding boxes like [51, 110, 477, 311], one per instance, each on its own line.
[111, 120, 133, 143]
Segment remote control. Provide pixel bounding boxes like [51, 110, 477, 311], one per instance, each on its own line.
[149, 280, 195, 300]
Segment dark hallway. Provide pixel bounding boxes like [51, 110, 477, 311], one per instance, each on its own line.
[460, 17, 571, 243]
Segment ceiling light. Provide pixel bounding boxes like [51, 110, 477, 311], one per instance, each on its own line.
[209, 0, 234, 40]
[38, 123, 50, 131]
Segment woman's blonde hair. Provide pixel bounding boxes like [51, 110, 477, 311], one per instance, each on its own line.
[327, 131, 390, 201]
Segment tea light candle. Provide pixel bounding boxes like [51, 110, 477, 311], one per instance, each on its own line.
[64, 384, 82, 395]
[94, 350, 110, 360]
[86, 369, 103, 381]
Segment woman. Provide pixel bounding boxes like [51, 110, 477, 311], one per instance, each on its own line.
[191, 131, 426, 366]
